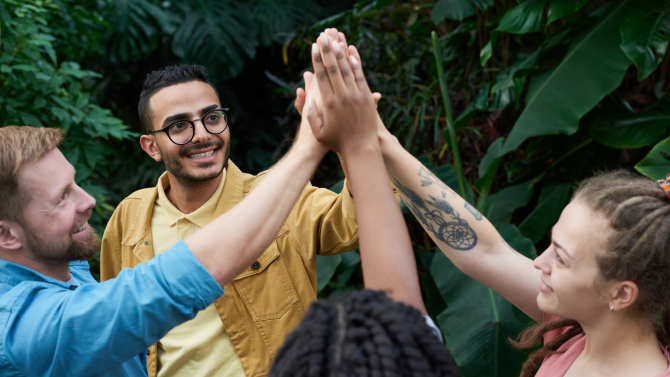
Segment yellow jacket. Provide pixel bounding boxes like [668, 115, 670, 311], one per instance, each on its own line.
[100, 160, 359, 377]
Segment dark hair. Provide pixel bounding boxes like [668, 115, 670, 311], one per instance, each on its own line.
[512, 170, 670, 376]
[137, 64, 220, 133]
[270, 290, 459, 377]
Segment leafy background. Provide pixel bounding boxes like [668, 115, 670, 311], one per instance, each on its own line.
[3, 0, 670, 375]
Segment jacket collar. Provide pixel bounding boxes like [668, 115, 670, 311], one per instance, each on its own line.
[121, 160, 245, 246]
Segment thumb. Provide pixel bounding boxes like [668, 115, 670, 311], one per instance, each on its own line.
[295, 88, 306, 115]
[305, 97, 324, 140]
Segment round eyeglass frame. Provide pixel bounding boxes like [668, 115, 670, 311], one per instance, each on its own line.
[148, 108, 229, 145]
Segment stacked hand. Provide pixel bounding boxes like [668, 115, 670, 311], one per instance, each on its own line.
[295, 29, 396, 158]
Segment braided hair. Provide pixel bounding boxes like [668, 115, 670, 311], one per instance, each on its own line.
[512, 170, 670, 376]
[270, 290, 459, 377]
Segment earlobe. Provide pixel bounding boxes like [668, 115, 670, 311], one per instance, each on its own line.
[0, 221, 23, 251]
[140, 135, 163, 162]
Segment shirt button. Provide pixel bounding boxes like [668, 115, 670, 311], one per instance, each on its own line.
[251, 261, 260, 270]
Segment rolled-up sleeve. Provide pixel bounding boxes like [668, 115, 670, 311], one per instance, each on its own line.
[2, 240, 223, 377]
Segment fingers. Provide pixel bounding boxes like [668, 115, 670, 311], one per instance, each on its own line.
[304, 71, 314, 92]
[295, 88, 306, 115]
[349, 54, 372, 95]
[373, 92, 382, 104]
[317, 33, 347, 94]
[312, 41, 334, 98]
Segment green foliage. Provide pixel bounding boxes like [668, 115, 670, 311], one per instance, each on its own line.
[308, 0, 670, 375]
[620, 0, 670, 80]
[0, 0, 136, 273]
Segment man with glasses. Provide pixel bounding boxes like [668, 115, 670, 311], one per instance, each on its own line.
[100, 64, 360, 377]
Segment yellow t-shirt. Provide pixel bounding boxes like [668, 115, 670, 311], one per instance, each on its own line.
[150, 170, 245, 377]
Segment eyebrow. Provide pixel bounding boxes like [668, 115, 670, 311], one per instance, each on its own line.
[162, 104, 220, 126]
[551, 231, 574, 260]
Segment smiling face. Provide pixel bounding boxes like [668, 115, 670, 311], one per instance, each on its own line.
[142, 80, 231, 186]
[533, 200, 615, 322]
[18, 148, 99, 263]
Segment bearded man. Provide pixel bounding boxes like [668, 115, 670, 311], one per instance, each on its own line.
[99, 64, 361, 377]
[0, 116, 328, 376]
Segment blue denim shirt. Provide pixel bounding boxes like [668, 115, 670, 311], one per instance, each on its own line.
[0, 240, 224, 377]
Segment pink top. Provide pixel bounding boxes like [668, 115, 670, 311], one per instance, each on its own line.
[535, 314, 670, 377]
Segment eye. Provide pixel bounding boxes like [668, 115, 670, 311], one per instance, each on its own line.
[171, 121, 188, 131]
[58, 191, 69, 204]
[554, 250, 565, 265]
[207, 113, 221, 122]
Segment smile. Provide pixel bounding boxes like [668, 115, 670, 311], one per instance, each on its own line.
[187, 149, 215, 159]
[73, 221, 89, 234]
[541, 280, 554, 293]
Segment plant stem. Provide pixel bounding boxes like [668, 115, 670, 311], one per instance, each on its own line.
[432, 31, 467, 199]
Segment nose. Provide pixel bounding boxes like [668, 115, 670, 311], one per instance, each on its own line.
[533, 248, 552, 275]
[190, 120, 212, 144]
[74, 184, 97, 213]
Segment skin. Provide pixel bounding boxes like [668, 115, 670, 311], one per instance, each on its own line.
[0, 149, 98, 281]
[301, 28, 669, 376]
[140, 81, 231, 214]
[305, 32, 427, 313]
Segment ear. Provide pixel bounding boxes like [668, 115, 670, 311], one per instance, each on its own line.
[0, 221, 24, 251]
[140, 134, 163, 162]
[609, 281, 639, 312]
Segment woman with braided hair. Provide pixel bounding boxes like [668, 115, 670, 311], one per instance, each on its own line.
[270, 30, 458, 377]
[374, 115, 670, 374]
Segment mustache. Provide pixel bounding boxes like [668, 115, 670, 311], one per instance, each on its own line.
[70, 209, 93, 233]
[179, 140, 224, 158]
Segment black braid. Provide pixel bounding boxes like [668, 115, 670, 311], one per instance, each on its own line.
[270, 290, 460, 377]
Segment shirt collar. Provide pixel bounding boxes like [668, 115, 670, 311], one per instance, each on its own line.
[0, 259, 87, 288]
[156, 168, 227, 228]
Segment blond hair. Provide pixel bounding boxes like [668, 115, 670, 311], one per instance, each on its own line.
[0, 126, 64, 222]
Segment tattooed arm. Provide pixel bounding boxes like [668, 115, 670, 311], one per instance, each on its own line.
[379, 133, 543, 322]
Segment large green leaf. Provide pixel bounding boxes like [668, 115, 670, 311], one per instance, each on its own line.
[620, 0, 670, 81]
[104, 0, 177, 62]
[590, 108, 670, 149]
[486, 180, 536, 227]
[431, 247, 534, 377]
[171, 0, 258, 80]
[499, 0, 634, 155]
[431, 0, 475, 23]
[547, 0, 590, 26]
[253, 0, 321, 46]
[316, 254, 342, 293]
[518, 183, 572, 244]
[635, 135, 670, 180]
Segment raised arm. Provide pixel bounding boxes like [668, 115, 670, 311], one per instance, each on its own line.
[186, 114, 327, 286]
[377, 127, 542, 321]
[306, 32, 426, 314]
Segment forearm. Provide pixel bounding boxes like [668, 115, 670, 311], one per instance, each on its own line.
[341, 144, 426, 313]
[186, 145, 321, 286]
[379, 136, 504, 273]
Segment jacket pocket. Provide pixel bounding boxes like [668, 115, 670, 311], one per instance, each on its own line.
[232, 227, 299, 321]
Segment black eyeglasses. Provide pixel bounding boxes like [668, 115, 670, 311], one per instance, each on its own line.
[149, 108, 229, 145]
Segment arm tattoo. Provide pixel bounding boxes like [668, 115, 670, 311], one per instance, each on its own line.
[464, 202, 483, 221]
[393, 177, 477, 251]
[418, 167, 456, 199]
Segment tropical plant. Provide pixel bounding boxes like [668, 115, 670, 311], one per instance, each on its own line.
[0, 0, 137, 276]
[307, 0, 670, 375]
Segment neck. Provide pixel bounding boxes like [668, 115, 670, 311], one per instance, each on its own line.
[165, 171, 222, 214]
[0, 250, 70, 281]
[579, 312, 667, 374]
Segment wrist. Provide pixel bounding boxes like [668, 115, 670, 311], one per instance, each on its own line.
[340, 141, 382, 163]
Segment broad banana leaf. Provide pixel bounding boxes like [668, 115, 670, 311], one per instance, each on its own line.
[620, 0, 670, 81]
[590, 109, 670, 149]
[431, 225, 536, 377]
[499, 0, 634, 155]
[635, 136, 670, 180]
[518, 184, 571, 244]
